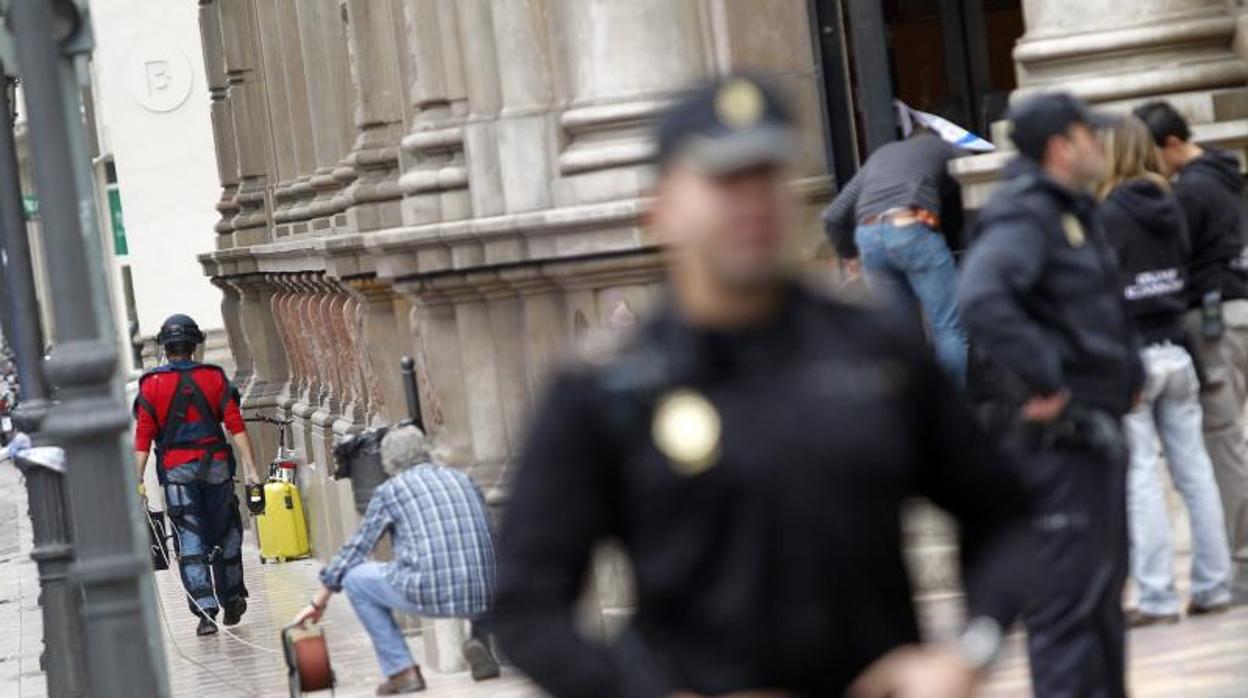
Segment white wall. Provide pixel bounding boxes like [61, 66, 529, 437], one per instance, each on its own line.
[89, 0, 223, 339]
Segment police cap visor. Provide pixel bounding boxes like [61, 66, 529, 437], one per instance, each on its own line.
[654, 77, 797, 176]
[1008, 92, 1117, 157]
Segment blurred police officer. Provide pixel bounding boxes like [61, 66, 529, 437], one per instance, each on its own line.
[959, 93, 1144, 698]
[494, 76, 1032, 698]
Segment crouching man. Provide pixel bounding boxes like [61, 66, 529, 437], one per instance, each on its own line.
[292, 426, 501, 694]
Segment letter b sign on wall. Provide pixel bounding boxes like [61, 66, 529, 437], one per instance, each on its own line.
[127, 48, 193, 113]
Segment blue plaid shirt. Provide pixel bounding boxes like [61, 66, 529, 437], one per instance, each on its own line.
[319, 463, 496, 618]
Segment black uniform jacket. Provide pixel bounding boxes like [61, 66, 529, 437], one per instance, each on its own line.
[494, 282, 1033, 697]
[1099, 178, 1192, 344]
[1172, 149, 1248, 303]
[959, 159, 1144, 417]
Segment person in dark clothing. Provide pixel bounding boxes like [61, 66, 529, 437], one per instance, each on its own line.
[1136, 100, 1248, 603]
[494, 76, 1033, 698]
[821, 130, 969, 386]
[1097, 116, 1232, 628]
[958, 92, 1145, 698]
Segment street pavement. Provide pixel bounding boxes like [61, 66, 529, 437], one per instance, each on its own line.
[0, 457, 1244, 696]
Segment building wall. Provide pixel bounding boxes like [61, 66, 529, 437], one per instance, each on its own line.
[90, 0, 225, 345]
[956, 0, 1248, 206]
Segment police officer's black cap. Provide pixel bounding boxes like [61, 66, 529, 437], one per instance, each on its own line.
[1008, 92, 1118, 161]
[653, 76, 796, 175]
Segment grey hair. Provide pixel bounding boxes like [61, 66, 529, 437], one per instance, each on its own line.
[380, 425, 431, 476]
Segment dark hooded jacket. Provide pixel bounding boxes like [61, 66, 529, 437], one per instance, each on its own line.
[1172, 149, 1248, 303]
[959, 158, 1143, 417]
[1099, 178, 1192, 344]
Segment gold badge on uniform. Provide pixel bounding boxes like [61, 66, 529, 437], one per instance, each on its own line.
[1061, 213, 1085, 248]
[652, 389, 722, 476]
[715, 79, 764, 129]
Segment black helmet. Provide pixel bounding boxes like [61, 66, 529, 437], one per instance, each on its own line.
[155, 314, 205, 348]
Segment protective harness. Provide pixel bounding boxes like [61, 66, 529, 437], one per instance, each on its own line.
[135, 362, 248, 609]
[134, 362, 235, 486]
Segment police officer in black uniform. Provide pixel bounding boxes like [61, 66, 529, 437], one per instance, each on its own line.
[958, 93, 1145, 698]
[493, 76, 1033, 698]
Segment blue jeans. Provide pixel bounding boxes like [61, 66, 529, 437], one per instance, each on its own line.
[343, 562, 490, 677]
[855, 222, 967, 387]
[165, 479, 246, 617]
[343, 562, 424, 677]
[1124, 344, 1233, 614]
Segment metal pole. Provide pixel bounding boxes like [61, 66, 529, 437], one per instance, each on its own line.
[400, 356, 424, 431]
[846, 0, 897, 155]
[0, 66, 86, 697]
[7, 1, 166, 695]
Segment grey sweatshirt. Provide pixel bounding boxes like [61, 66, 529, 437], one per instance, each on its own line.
[821, 133, 966, 258]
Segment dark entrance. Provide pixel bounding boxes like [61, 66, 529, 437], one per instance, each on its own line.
[810, 0, 1024, 186]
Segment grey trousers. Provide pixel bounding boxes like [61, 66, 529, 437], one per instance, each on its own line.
[1185, 301, 1248, 592]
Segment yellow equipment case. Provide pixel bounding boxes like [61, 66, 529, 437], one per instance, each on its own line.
[256, 461, 310, 563]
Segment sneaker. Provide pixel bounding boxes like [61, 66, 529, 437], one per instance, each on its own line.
[1126, 608, 1180, 628]
[196, 615, 219, 637]
[223, 598, 247, 626]
[376, 666, 425, 695]
[1187, 600, 1232, 616]
[462, 637, 500, 681]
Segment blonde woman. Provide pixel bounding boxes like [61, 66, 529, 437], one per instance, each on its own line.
[1098, 116, 1233, 626]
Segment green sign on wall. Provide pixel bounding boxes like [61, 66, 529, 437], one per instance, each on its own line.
[108, 187, 128, 256]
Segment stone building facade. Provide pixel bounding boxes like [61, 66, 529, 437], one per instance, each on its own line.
[197, 0, 1248, 668]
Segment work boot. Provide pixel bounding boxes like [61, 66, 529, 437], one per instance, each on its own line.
[462, 637, 500, 681]
[196, 615, 218, 637]
[223, 597, 247, 626]
[376, 666, 425, 694]
[1187, 599, 1232, 616]
[1126, 608, 1180, 628]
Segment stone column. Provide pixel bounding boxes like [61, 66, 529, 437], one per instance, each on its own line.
[198, 0, 240, 249]
[397, 0, 471, 226]
[269, 277, 300, 413]
[502, 268, 567, 404]
[253, 0, 299, 237]
[231, 273, 289, 409]
[404, 286, 473, 463]
[449, 279, 511, 490]
[217, 0, 275, 245]
[339, 0, 407, 233]
[211, 276, 253, 388]
[1014, 1, 1248, 109]
[954, 0, 1248, 209]
[288, 274, 320, 471]
[451, 0, 506, 220]
[489, 0, 557, 215]
[290, 275, 348, 560]
[271, 0, 320, 236]
[551, 0, 709, 205]
[329, 289, 366, 431]
[344, 277, 408, 425]
[295, 0, 356, 233]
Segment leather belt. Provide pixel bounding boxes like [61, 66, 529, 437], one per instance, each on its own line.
[861, 207, 941, 230]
